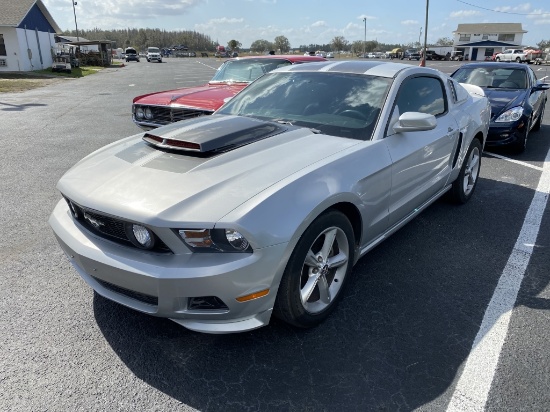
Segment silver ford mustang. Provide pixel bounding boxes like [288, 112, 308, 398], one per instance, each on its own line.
[49, 61, 490, 334]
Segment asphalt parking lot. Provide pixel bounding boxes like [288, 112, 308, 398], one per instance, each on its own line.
[1, 58, 549, 411]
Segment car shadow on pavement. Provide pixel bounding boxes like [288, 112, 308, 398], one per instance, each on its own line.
[93, 176, 547, 411]
[0, 102, 47, 111]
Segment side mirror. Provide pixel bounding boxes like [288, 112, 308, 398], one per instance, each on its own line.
[533, 82, 550, 91]
[393, 112, 437, 133]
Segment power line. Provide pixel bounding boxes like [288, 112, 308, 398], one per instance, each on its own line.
[456, 0, 548, 16]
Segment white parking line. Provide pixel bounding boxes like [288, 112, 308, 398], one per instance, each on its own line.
[484, 151, 544, 172]
[447, 144, 550, 411]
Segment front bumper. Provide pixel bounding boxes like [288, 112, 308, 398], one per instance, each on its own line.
[486, 121, 527, 147]
[49, 200, 288, 334]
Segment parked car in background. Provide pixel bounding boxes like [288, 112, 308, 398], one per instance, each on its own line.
[451, 62, 548, 152]
[50, 61, 489, 334]
[132, 55, 326, 129]
[494, 49, 533, 63]
[326, 52, 335, 58]
[403, 49, 420, 60]
[146, 47, 162, 63]
[124, 47, 140, 62]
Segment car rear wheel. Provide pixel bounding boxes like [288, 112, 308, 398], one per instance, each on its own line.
[274, 210, 355, 328]
[449, 139, 482, 204]
[515, 57, 521, 63]
[496, 57, 500, 62]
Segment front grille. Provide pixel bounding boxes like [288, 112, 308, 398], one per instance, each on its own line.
[93, 276, 158, 306]
[135, 105, 212, 126]
[64, 197, 172, 254]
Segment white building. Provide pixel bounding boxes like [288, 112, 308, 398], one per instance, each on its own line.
[0, 0, 61, 71]
[452, 23, 527, 61]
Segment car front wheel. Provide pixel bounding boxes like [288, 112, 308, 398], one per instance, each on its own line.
[449, 139, 482, 204]
[274, 210, 355, 328]
[533, 100, 545, 131]
[513, 118, 530, 153]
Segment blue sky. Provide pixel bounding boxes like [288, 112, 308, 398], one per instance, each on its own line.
[42, 0, 550, 48]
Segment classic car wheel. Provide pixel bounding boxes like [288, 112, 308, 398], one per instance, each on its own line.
[274, 210, 355, 328]
[515, 57, 521, 63]
[533, 100, 545, 131]
[496, 57, 501, 62]
[450, 139, 481, 204]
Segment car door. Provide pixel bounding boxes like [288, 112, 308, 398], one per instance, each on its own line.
[384, 75, 459, 226]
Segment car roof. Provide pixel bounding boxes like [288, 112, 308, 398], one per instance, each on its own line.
[273, 60, 433, 79]
[230, 55, 326, 63]
[458, 62, 528, 70]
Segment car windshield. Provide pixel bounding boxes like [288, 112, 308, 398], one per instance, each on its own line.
[148, 47, 160, 53]
[452, 67, 528, 89]
[217, 71, 392, 140]
[209, 58, 293, 84]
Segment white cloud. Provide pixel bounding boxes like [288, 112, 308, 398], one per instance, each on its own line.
[450, 10, 481, 18]
[311, 21, 327, 28]
[401, 20, 419, 26]
[358, 15, 377, 21]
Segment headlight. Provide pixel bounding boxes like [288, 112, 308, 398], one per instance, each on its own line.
[177, 229, 252, 253]
[495, 106, 523, 122]
[144, 107, 153, 120]
[135, 106, 145, 119]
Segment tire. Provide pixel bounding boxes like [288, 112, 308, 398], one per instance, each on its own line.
[496, 57, 500, 62]
[449, 139, 482, 204]
[274, 210, 355, 328]
[512, 118, 530, 153]
[515, 57, 521, 63]
[533, 100, 545, 131]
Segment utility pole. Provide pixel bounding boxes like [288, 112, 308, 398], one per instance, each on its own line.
[363, 17, 366, 57]
[72, 1, 80, 42]
[420, 0, 429, 67]
[419, 27, 422, 48]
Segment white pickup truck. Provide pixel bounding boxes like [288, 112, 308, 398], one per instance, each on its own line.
[494, 49, 533, 63]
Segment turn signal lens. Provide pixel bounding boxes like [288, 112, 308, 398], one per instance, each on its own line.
[179, 229, 214, 248]
[236, 289, 269, 302]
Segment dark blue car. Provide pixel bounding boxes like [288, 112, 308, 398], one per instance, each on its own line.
[451, 62, 548, 153]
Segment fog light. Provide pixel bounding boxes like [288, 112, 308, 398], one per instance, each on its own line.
[132, 224, 154, 249]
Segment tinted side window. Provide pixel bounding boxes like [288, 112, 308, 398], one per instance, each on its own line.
[395, 76, 446, 116]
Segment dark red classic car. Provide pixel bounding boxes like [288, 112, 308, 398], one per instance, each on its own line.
[132, 55, 326, 129]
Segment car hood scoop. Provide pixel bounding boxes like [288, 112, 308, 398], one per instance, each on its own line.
[143, 114, 286, 154]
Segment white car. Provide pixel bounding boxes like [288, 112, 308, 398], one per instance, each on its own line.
[50, 61, 490, 334]
[146, 47, 162, 63]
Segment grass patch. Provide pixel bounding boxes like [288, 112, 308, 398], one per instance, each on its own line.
[35, 65, 103, 78]
[0, 65, 106, 92]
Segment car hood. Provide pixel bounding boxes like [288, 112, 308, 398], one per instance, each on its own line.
[133, 83, 248, 112]
[58, 116, 359, 226]
[484, 88, 527, 120]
